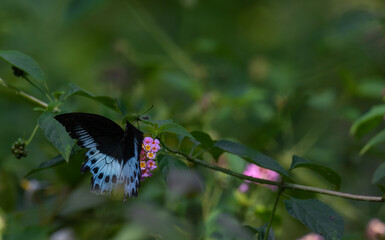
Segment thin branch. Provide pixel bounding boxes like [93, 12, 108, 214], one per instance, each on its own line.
[17, 90, 48, 108]
[282, 183, 384, 202]
[21, 75, 52, 102]
[26, 125, 39, 145]
[264, 187, 283, 240]
[0, 77, 48, 108]
[161, 141, 385, 202]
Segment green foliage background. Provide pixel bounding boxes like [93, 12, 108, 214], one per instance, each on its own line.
[1, 0, 385, 239]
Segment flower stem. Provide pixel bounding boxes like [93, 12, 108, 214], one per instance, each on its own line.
[26, 124, 39, 145]
[264, 187, 283, 240]
[160, 140, 385, 202]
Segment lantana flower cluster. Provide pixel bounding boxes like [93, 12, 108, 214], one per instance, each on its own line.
[239, 163, 281, 192]
[140, 137, 161, 179]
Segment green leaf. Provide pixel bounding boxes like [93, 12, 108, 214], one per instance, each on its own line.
[142, 119, 191, 138]
[65, 0, 106, 22]
[377, 184, 385, 195]
[0, 50, 48, 93]
[38, 111, 75, 161]
[138, 118, 155, 126]
[190, 131, 223, 160]
[205, 212, 255, 240]
[158, 122, 194, 139]
[140, 122, 156, 135]
[214, 140, 290, 178]
[372, 162, 385, 184]
[350, 104, 385, 138]
[46, 101, 63, 112]
[254, 224, 275, 240]
[25, 154, 66, 177]
[284, 198, 344, 240]
[355, 78, 385, 99]
[157, 153, 188, 183]
[4, 215, 49, 240]
[52, 91, 65, 100]
[33, 107, 46, 112]
[289, 155, 341, 190]
[25, 148, 86, 177]
[60, 83, 118, 111]
[360, 128, 385, 155]
[191, 131, 214, 148]
[208, 147, 224, 161]
[155, 119, 173, 127]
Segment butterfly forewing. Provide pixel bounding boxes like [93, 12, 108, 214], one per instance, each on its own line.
[54, 113, 143, 199]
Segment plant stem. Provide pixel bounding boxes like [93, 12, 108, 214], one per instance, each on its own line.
[26, 125, 39, 145]
[282, 182, 383, 202]
[1, 77, 62, 114]
[17, 90, 48, 108]
[22, 75, 52, 102]
[161, 141, 385, 202]
[264, 187, 283, 240]
[0, 77, 48, 108]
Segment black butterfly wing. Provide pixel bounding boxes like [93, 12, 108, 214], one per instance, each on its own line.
[55, 113, 123, 150]
[54, 113, 143, 199]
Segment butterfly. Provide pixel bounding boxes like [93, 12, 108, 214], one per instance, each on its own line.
[54, 113, 144, 201]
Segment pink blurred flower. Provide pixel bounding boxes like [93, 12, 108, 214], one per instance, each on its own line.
[297, 233, 324, 240]
[239, 163, 280, 192]
[238, 183, 249, 193]
[366, 218, 385, 240]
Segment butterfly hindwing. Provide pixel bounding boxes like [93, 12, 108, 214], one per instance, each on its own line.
[122, 143, 141, 197]
[82, 147, 125, 194]
[54, 113, 143, 199]
[121, 120, 143, 198]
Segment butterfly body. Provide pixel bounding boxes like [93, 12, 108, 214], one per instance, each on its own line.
[54, 113, 143, 200]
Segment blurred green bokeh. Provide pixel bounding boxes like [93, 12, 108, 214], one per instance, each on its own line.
[1, 0, 385, 239]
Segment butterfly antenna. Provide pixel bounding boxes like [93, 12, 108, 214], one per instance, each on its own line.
[115, 98, 126, 119]
[131, 105, 154, 128]
[138, 105, 154, 120]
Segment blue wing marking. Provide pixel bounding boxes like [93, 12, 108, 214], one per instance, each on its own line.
[73, 126, 98, 148]
[81, 148, 125, 194]
[74, 125, 141, 199]
[121, 143, 141, 199]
